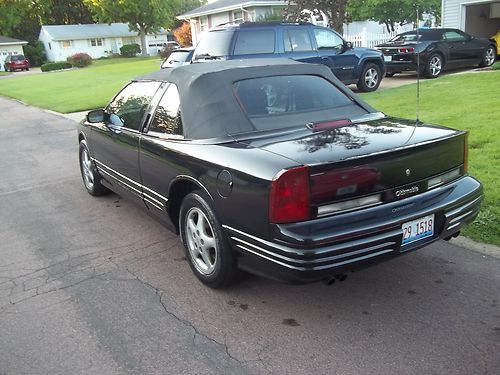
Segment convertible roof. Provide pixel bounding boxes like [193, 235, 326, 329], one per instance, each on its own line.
[137, 59, 376, 139]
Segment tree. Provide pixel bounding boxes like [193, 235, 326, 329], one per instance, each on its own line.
[347, 0, 441, 32]
[37, 0, 94, 25]
[286, 0, 350, 33]
[0, 0, 31, 37]
[173, 22, 192, 47]
[85, 0, 180, 56]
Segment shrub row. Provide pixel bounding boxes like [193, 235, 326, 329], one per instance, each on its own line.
[40, 61, 73, 72]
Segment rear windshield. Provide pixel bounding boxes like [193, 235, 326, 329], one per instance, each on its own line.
[12, 55, 25, 61]
[233, 75, 368, 133]
[167, 51, 191, 63]
[390, 32, 434, 42]
[193, 30, 233, 60]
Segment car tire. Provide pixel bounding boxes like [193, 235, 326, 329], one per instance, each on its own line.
[26, 68, 29, 71]
[357, 63, 382, 92]
[424, 53, 443, 78]
[479, 46, 496, 67]
[79, 140, 109, 196]
[179, 191, 237, 288]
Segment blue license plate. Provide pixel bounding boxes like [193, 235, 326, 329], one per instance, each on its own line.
[402, 214, 434, 245]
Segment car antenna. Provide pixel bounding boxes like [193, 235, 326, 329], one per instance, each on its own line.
[415, 3, 421, 125]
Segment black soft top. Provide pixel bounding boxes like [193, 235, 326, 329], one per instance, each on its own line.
[137, 59, 376, 140]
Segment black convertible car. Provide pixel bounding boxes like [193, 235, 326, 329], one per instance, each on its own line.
[377, 28, 497, 78]
[78, 59, 483, 287]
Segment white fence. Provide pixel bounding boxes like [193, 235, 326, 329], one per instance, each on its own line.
[343, 27, 398, 48]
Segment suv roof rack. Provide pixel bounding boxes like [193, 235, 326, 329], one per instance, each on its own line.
[239, 21, 314, 27]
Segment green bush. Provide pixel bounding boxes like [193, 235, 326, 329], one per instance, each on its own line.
[40, 62, 72, 72]
[120, 43, 141, 57]
[492, 62, 500, 70]
[23, 41, 47, 67]
[67, 53, 92, 68]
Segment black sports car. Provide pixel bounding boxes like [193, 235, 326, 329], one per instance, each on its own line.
[376, 28, 497, 78]
[78, 59, 483, 288]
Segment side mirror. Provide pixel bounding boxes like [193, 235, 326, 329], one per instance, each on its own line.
[87, 109, 105, 123]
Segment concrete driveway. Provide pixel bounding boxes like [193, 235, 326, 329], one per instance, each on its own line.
[0, 97, 499, 375]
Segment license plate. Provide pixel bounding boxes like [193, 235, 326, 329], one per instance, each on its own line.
[402, 214, 434, 245]
[384, 55, 392, 62]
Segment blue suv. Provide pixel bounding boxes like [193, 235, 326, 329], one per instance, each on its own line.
[193, 22, 385, 92]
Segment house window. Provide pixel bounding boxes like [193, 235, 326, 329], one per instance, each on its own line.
[90, 38, 103, 47]
[61, 40, 72, 48]
[233, 10, 244, 24]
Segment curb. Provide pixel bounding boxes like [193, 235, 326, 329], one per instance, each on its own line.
[450, 236, 500, 259]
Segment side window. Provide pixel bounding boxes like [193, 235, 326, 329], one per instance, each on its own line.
[148, 84, 182, 136]
[107, 81, 161, 131]
[233, 30, 275, 55]
[314, 28, 344, 49]
[443, 31, 466, 42]
[284, 29, 313, 52]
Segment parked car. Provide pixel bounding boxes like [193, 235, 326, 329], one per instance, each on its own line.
[4, 54, 30, 72]
[376, 28, 497, 78]
[161, 47, 194, 69]
[491, 30, 500, 56]
[78, 59, 483, 288]
[192, 22, 385, 92]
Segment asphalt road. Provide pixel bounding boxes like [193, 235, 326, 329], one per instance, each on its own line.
[0, 97, 499, 375]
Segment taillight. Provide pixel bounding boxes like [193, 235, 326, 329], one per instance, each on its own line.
[463, 134, 468, 173]
[398, 47, 415, 53]
[269, 166, 311, 223]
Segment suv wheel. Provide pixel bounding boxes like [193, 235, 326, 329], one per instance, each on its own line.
[357, 63, 382, 92]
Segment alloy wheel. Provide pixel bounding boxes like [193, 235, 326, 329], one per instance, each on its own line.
[185, 207, 218, 275]
[80, 147, 94, 190]
[485, 48, 495, 66]
[364, 68, 379, 89]
[429, 56, 442, 77]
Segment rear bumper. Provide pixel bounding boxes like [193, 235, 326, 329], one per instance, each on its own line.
[385, 61, 419, 74]
[223, 176, 482, 283]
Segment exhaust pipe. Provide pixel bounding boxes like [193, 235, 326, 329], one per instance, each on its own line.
[323, 273, 348, 286]
[444, 231, 460, 241]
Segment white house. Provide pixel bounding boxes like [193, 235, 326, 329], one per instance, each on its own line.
[177, 0, 287, 45]
[442, 0, 500, 38]
[39, 23, 173, 62]
[0, 36, 28, 71]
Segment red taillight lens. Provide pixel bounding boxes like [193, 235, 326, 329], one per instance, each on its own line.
[269, 166, 311, 223]
[398, 47, 415, 53]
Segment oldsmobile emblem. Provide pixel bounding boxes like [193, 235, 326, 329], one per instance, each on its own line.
[405, 168, 411, 176]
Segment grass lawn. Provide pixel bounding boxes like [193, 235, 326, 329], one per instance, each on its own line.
[0, 57, 160, 113]
[361, 71, 500, 246]
[0, 72, 11, 76]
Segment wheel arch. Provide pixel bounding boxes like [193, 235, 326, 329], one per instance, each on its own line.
[167, 176, 214, 234]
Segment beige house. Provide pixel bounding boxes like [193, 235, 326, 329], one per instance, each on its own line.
[0, 36, 28, 71]
[178, 0, 286, 45]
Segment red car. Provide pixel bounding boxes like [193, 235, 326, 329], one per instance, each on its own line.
[4, 54, 30, 72]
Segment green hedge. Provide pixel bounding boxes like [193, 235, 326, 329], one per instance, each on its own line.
[120, 43, 141, 57]
[40, 62, 73, 72]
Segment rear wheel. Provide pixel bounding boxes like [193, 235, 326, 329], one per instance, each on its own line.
[479, 46, 496, 67]
[79, 140, 109, 196]
[424, 53, 443, 78]
[356, 63, 382, 92]
[179, 191, 237, 288]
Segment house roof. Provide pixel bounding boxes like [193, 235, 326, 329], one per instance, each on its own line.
[0, 36, 28, 45]
[40, 23, 169, 41]
[178, 0, 286, 19]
